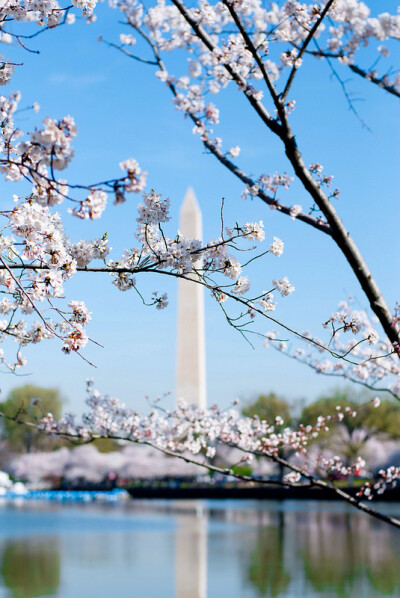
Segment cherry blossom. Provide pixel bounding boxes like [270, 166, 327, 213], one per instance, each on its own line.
[29, 379, 400, 527]
[265, 300, 400, 401]
[0, 0, 398, 529]
[273, 276, 295, 296]
[0, 98, 295, 369]
[269, 237, 284, 257]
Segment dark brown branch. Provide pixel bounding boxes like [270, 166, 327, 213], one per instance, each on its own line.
[221, 0, 281, 107]
[0, 259, 386, 366]
[279, 127, 400, 351]
[164, 1, 400, 354]
[301, 48, 400, 99]
[281, 0, 336, 101]
[349, 63, 400, 99]
[200, 135, 331, 233]
[171, 0, 282, 136]
[98, 37, 158, 65]
[230, 444, 400, 528]
[111, 29, 331, 235]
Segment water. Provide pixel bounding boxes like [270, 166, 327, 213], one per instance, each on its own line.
[0, 499, 399, 598]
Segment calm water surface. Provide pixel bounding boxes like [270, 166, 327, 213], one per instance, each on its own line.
[0, 499, 399, 598]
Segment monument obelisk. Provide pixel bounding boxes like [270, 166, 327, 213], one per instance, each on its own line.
[175, 189, 207, 598]
[176, 188, 207, 408]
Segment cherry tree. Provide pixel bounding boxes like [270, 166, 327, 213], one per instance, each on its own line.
[101, 0, 400, 396]
[0, 0, 399, 526]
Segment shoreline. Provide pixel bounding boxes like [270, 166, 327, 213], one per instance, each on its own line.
[126, 484, 400, 501]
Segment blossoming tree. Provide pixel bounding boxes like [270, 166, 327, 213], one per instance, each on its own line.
[0, 0, 399, 525]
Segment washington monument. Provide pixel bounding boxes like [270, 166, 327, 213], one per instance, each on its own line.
[176, 187, 207, 408]
[175, 191, 207, 598]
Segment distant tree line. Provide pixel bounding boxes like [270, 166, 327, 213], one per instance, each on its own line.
[1, 382, 400, 489]
[242, 389, 400, 476]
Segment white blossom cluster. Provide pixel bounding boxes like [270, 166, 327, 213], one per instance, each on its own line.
[38, 380, 330, 457]
[37, 380, 395, 498]
[0, 0, 101, 87]
[0, 94, 292, 367]
[241, 172, 293, 201]
[321, 454, 367, 478]
[109, 193, 285, 309]
[354, 465, 400, 501]
[111, 0, 400, 166]
[266, 300, 400, 400]
[0, 94, 115, 362]
[0, 191, 291, 365]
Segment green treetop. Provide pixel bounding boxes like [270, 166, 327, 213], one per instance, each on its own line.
[300, 389, 400, 466]
[242, 393, 292, 426]
[0, 385, 63, 453]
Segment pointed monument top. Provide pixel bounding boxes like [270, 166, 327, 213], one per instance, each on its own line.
[179, 187, 202, 240]
[181, 187, 200, 215]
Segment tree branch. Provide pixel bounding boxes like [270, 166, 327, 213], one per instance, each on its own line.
[279, 128, 400, 351]
[222, 0, 281, 108]
[170, 0, 282, 136]
[300, 48, 400, 100]
[108, 29, 331, 235]
[164, 1, 400, 354]
[281, 0, 336, 101]
[230, 444, 400, 528]
[5, 405, 400, 529]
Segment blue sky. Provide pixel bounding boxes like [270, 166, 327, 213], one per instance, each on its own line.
[0, 4, 398, 413]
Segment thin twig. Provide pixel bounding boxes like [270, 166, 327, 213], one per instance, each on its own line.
[281, 0, 336, 101]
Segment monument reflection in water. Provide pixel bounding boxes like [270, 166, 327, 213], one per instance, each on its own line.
[0, 501, 399, 598]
